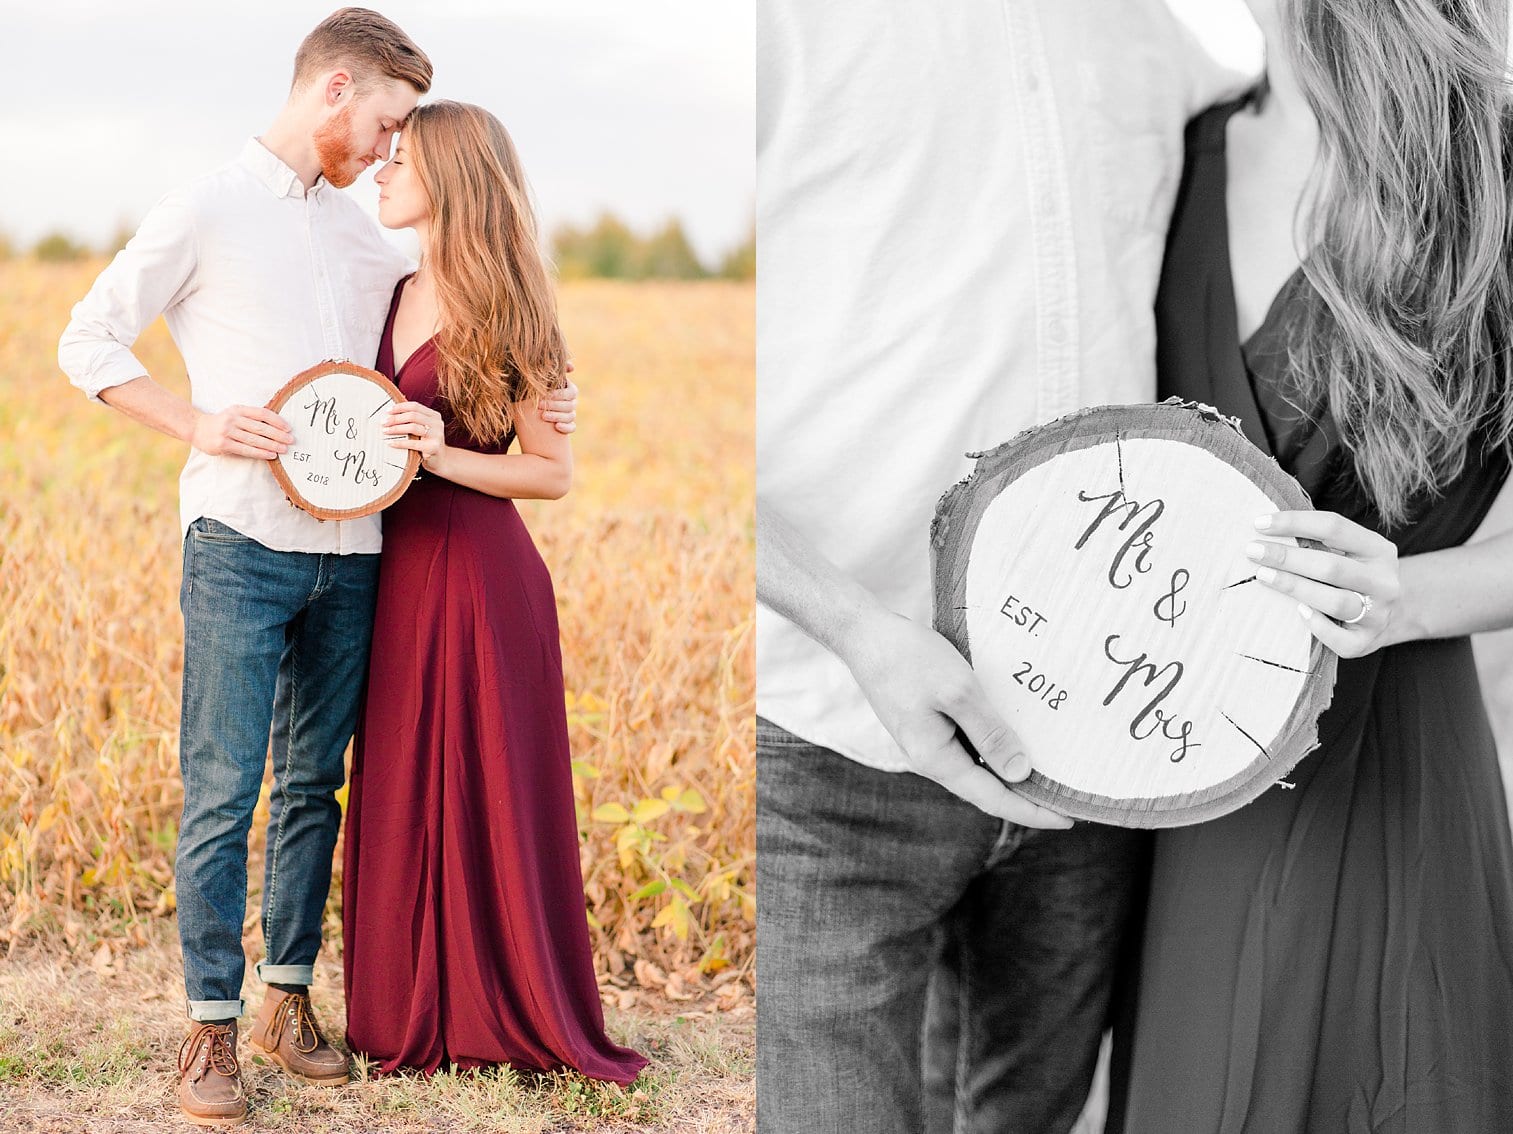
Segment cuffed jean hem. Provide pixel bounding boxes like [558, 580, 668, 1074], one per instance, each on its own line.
[188, 999, 245, 1022]
[255, 962, 315, 985]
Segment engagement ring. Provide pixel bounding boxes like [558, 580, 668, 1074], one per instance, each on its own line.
[1340, 590, 1373, 625]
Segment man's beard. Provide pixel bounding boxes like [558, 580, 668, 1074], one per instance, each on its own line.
[313, 103, 365, 189]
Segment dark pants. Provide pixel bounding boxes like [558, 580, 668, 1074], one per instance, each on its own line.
[176, 517, 379, 1020]
[757, 717, 1146, 1134]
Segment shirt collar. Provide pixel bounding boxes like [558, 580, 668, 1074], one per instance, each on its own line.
[239, 138, 327, 200]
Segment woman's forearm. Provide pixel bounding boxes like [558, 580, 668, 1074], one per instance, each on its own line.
[1389, 478, 1513, 643]
[425, 445, 572, 500]
[1391, 534, 1513, 643]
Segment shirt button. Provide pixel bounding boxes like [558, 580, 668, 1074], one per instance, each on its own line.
[1046, 319, 1066, 344]
[1025, 71, 1040, 92]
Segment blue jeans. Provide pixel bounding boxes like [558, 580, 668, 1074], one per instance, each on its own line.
[757, 717, 1147, 1134]
[176, 518, 379, 1021]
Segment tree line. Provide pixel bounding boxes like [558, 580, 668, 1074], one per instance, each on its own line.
[0, 214, 755, 281]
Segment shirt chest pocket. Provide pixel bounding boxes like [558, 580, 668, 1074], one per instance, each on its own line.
[1066, 6, 1186, 235]
[340, 267, 399, 360]
[1078, 69, 1181, 232]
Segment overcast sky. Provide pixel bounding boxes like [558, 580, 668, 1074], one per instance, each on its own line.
[5, 0, 754, 264]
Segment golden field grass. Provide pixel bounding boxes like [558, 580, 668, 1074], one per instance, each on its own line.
[0, 260, 754, 1130]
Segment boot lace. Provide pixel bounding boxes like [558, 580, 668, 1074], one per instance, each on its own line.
[269, 992, 324, 1055]
[177, 1023, 240, 1080]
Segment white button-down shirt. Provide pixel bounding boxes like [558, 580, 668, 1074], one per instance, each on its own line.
[756, 0, 1252, 771]
[58, 138, 411, 554]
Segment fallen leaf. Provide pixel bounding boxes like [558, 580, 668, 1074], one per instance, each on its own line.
[633, 959, 667, 989]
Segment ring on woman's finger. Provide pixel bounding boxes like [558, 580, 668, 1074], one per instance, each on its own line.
[1339, 589, 1373, 626]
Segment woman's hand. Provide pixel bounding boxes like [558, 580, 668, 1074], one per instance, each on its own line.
[540, 373, 578, 435]
[1247, 510, 1402, 658]
[383, 401, 449, 471]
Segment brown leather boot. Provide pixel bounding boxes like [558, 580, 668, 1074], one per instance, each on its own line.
[177, 1021, 247, 1126]
[247, 988, 348, 1085]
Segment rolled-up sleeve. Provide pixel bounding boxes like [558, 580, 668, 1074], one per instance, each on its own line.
[58, 190, 198, 402]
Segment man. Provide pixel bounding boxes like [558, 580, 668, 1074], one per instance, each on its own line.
[755, 2, 1246, 1131]
[58, 10, 575, 1125]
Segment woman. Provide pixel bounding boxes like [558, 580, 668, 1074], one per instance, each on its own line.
[1112, 1, 1513, 1130]
[340, 100, 647, 1085]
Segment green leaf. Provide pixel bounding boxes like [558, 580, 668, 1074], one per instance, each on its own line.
[651, 896, 691, 940]
[591, 802, 630, 824]
[631, 798, 671, 824]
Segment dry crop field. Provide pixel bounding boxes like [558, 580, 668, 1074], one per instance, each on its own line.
[0, 260, 754, 1131]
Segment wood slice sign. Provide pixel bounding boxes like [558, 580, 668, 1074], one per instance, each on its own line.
[932, 401, 1337, 828]
[265, 360, 419, 520]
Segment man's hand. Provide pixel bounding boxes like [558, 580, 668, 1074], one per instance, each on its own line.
[837, 608, 1073, 828]
[758, 505, 1071, 826]
[540, 368, 578, 435]
[189, 405, 293, 459]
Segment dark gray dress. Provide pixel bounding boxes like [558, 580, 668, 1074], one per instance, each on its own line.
[1111, 101, 1513, 1134]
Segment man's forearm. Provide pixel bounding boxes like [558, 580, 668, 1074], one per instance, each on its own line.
[99, 375, 198, 444]
[757, 503, 882, 662]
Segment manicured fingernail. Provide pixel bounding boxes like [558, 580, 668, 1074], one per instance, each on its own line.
[1255, 566, 1277, 584]
[1245, 541, 1265, 561]
[1298, 603, 1313, 620]
[1255, 515, 1273, 530]
[1005, 752, 1029, 780]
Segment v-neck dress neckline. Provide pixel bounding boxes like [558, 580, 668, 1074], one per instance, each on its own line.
[1211, 100, 1307, 364]
[385, 273, 437, 378]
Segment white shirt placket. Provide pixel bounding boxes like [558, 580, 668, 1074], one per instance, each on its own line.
[1004, 1, 1081, 426]
[307, 190, 346, 362]
[304, 186, 352, 550]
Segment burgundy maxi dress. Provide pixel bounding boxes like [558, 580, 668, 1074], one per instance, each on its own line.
[342, 282, 647, 1085]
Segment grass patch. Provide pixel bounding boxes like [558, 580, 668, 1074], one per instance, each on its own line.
[0, 924, 752, 1132]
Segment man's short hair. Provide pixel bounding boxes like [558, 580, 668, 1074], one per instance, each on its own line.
[292, 8, 433, 95]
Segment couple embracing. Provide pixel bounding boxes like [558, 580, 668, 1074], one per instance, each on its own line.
[59, 8, 646, 1126]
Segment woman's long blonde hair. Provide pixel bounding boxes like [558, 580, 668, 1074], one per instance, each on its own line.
[405, 100, 565, 444]
[1286, 0, 1513, 526]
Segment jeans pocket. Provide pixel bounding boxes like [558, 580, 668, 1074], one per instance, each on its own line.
[756, 716, 810, 750]
[192, 517, 255, 544]
[182, 526, 196, 602]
